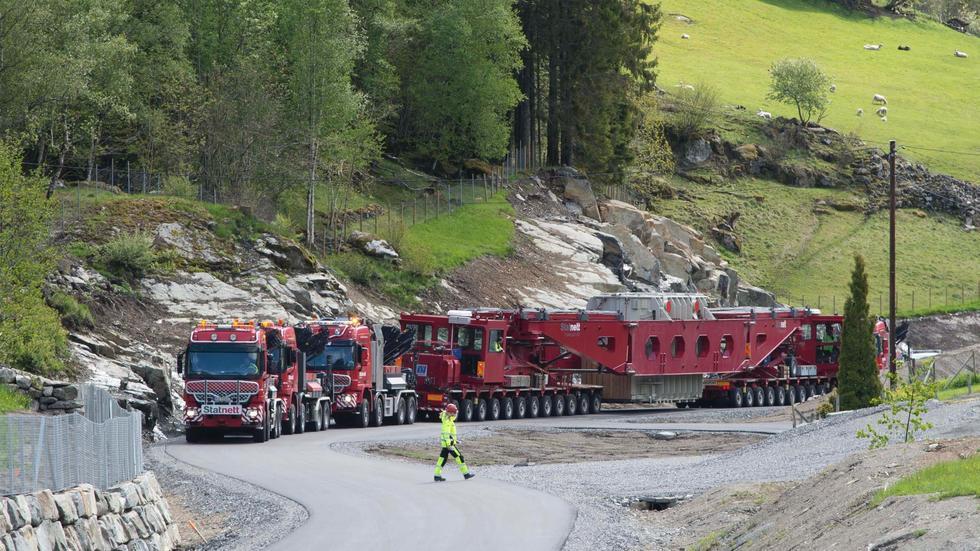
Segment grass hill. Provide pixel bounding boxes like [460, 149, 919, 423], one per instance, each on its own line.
[654, 0, 980, 183]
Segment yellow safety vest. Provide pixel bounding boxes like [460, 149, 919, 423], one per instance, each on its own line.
[439, 411, 457, 447]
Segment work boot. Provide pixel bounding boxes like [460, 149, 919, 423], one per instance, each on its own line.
[434, 475, 446, 482]
[464, 473, 475, 480]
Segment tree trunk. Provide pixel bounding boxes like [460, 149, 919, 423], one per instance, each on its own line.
[306, 140, 318, 247]
[46, 117, 69, 199]
[546, 53, 560, 166]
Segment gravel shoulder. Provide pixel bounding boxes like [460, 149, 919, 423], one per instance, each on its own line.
[146, 440, 308, 550]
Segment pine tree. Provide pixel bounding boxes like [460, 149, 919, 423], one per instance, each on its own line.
[837, 255, 883, 409]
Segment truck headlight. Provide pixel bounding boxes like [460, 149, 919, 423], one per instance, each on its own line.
[184, 407, 200, 419]
[245, 407, 260, 419]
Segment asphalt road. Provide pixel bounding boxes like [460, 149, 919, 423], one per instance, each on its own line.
[163, 411, 791, 550]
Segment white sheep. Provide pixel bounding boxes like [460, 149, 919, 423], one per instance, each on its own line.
[830, 84, 837, 93]
[864, 44, 883, 51]
[872, 94, 887, 105]
[880, 116, 887, 123]
[876, 106, 888, 117]
[954, 50, 968, 58]
[675, 83, 695, 91]
[681, 33, 690, 39]
[756, 110, 772, 120]
[856, 108, 864, 116]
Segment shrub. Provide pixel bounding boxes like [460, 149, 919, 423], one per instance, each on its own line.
[767, 58, 831, 124]
[46, 291, 94, 330]
[270, 212, 297, 239]
[98, 233, 157, 283]
[670, 83, 720, 138]
[816, 389, 838, 418]
[162, 175, 197, 199]
[330, 252, 380, 285]
[0, 293, 68, 375]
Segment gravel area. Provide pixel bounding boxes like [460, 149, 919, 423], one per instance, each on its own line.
[623, 406, 789, 424]
[477, 398, 980, 551]
[147, 442, 308, 551]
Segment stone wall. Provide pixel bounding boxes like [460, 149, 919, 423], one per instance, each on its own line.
[0, 472, 181, 551]
[0, 367, 82, 416]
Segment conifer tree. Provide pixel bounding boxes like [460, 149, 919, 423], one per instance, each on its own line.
[837, 255, 883, 409]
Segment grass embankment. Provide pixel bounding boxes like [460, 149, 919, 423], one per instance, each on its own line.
[654, 177, 980, 316]
[936, 370, 979, 401]
[0, 386, 30, 414]
[871, 454, 980, 506]
[654, 0, 980, 182]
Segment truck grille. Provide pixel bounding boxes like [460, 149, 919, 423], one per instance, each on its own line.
[331, 374, 352, 392]
[185, 380, 260, 405]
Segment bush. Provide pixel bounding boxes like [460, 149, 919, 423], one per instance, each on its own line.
[162, 175, 197, 199]
[330, 252, 380, 285]
[670, 83, 720, 138]
[46, 291, 94, 330]
[0, 293, 68, 375]
[270, 212, 297, 239]
[98, 233, 157, 282]
[816, 389, 838, 418]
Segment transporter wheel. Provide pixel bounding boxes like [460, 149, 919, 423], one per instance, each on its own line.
[527, 395, 540, 418]
[297, 401, 306, 434]
[515, 396, 527, 419]
[502, 397, 514, 420]
[476, 399, 488, 422]
[794, 385, 806, 404]
[394, 397, 407, 425]
[775, 386, 787, 406]
[541, 395, 553, 417]
[370, 396, 384, 427]
[806, 383, 816, 399]
[488, 398, 501, 421]
[308, 403, 323, 432]
[554, 394, 566, 416]
[743, 388, 755, 407]
[764, 386, 776, 407]
[729, 388, 744, 408]
[283, 403, 296, 435]
[565, 394, 577, 415]
[357, 399, 371, 428]
[461, 399, 474, 422]
[822, 381, 832, 394]
[254, 412, 270, 443]
[754, 387, 765, 407]
[406, 396, 417, 425]
[589, 393, 602, 414]
[272, 404, 283, 439]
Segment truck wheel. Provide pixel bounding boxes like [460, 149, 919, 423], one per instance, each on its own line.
[394, 397, 407, 425]
[475, 399, 488, 421]
[764, 386, 776, 406]
[754, 386, 765, 407]
[554, 394, 566, 416]
[283, 403, 296, 435]
[406, 396, 417, 425]
[514, 396, 527, 419]
[578, 394, 590, 414]
[775, 386, 786, 406]
[254, 414, 269, 443]
[589, 393, 602, 414]
[321, 404, 330, 430]
[371, 396, 384, 427]
[794, 385, 806, 403]
[308, 403, 322, 432]
[273, 404, 283, 439]
[527, 396, 540, 418]
[502, 397, 514, 420]
[729, 388, 744, 408]
[461, 399, 474, 422]
[565, 394, 577, 415]
[806, 383, 816, 399]
[358, 399, 371, 428]
[296, 402, 306, 434]
[540, 395, 553, 417]
[743, 388, 754, 407]
[488, 398, 501, 421]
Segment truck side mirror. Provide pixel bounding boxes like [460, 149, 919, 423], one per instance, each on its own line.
[360, 346, 369, 365]
[177, 351, 186, 376]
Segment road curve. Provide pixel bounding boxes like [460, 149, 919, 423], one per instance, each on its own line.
[164, 421, 576, 551]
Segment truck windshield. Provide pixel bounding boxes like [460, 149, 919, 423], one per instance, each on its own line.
[188, 351, 261, 379]
[308, 345, 355, 371]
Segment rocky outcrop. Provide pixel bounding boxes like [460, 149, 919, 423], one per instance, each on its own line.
[347, 231, 399, 260]
[0, 472, 181, 551]
[0, 366, 83, 415]
[254, 234, 320, 272]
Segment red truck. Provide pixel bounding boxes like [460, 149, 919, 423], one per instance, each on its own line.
[179, 320, 330, 443]
[301, 318, 418, 427]
[399, 293, 891, 416]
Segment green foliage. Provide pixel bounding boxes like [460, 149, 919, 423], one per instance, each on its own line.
[767, 58, 831, 124]
[269, 213, 298, 239]
[401, 0, 525, 164]
[327, 252, 433, 308]
[46, 292, 94, 330]
[0, 142, 67, 375]
[162, 176, 197, 200]
[631, 93, 677, 174]
[870, 454, 980, 507]
[0, 386, 31, 414]
[97, 234, 157, 283]
[816, 389, 838, 418]
[857, 371, 938, 448]
[838, 255, 884, 410]
[670, 83, 721, 138]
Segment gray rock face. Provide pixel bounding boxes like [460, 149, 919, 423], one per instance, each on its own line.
[737, 284, 778, 307]
[562, 178, 601, 219]
[254, 234, 319, 273]
[682, 139, 712, 166]
[154, 222, 232, 268]
[603, 226, 662, 284]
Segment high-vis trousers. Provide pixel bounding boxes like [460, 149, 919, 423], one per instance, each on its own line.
[434, 444, 470, 476]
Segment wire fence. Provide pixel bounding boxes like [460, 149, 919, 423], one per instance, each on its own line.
[0, 385, 143, 495]
[774, 284, 980, 317]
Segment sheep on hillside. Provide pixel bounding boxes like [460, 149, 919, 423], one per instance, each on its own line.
[757, 110, 772, 120]
[954, 50, 968, 58]
[856, 108, 864, 116]
[872, 94, 887, 105]
[681, 33, 690, 39]
[675, 83, 695, 91]
[880, 116, 887, 123]
[864, 44, 883, 50]
[830, 84, 837, 93]
[876, 106, 888, 117]
[898, 45, 911, 51]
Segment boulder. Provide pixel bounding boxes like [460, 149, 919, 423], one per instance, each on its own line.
[347, 232, 399, 260]
[682, 138, 712, 166]
[737, 284, 777, 307]
[53, 493, 77, 525]
[660, 252, 694, 281]
[603, 226, 662, 284]
[562, 178, 600, 219]
[254, 234, 318, 273]
[131, 364, 172, 410]
[51, 385, 78, 401]
[599, 200, 648, 236]
[734, 143, 760, 161]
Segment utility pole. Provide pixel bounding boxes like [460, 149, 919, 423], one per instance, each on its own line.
[889, 140, 897, 387]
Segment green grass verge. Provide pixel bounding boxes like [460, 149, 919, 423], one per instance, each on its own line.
[0, 386, 31, 414]
[871, 454, 980, 506]
[653, 177, 980, 316]
[654, 0, 980, 182]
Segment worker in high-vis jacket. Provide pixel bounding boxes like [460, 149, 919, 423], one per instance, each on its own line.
[434, 403, 475, 482]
